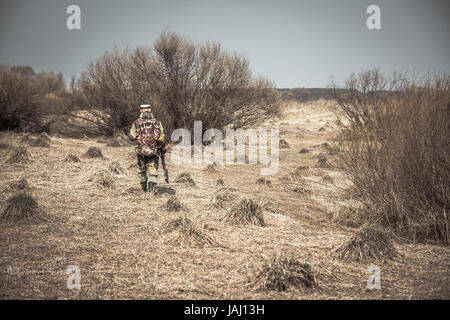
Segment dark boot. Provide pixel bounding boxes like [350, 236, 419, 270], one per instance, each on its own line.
[147, 182, 156, 193]
[140, 181, 147, 192]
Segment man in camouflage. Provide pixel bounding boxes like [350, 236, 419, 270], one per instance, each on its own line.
[128, 104, 165, 192]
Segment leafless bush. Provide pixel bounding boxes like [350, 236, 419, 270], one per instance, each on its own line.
[333, 70, 450, 245]
[0, 65, 71, 133]
[0, 65, 42, 131]
[76, 31, 280, 136]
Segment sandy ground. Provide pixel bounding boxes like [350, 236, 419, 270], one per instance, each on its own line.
[0, 100, 449, 299]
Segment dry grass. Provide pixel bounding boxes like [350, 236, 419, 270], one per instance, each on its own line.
[29, 138, 50, 148]
[106, 139, 122, 147]
[333, 207, 364, 229]
[223, 198, 265, 227]
[317, 155, 330, 168]
[252, 253, 316, 292]
[108, 160, 123, 175]
[5, 146, 31, 164]
[164, 196, 184, 212]
[210, 187, 240, 209]
[299, 148, 309, 154]
[216, 178, 224, 186]
[256, 177, 272, 186]
[162, 216, 219, 248]
[0, 142, 11, 150]
[64, 153, 81, 163]
[335, 225, 398, 263]
[9, 177, 30, 191]
[279, 139, 290, 149]
[0, 99, 449, 300]
[321, 175, 334, 184]
[84, 146, 103, 158]
[280, 167, 306, 183]
[87, 169, 116, 188]
[29, 135, 50, 148]
[1, 192, 41, 223]
[174, 172, 196, 186]
[335, 71, 450, 245]
[204, 163, 218, 172]
[20, 134, 31, 143]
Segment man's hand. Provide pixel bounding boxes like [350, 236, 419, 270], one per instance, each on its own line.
[123, 127, 137, 141]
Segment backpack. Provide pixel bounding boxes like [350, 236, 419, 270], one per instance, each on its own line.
[136, 118, 161, 156]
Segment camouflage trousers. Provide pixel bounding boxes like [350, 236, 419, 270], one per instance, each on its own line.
[137, 153, 159, 184]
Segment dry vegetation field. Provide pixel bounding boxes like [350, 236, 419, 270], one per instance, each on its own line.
[1, 100, 449, 299]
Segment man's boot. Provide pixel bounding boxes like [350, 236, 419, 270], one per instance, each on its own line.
[147, 176, 157, 193]
[147, 182, 156, 193]
[139, 176, 148, 192]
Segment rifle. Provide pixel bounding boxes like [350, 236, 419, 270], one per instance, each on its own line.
[159, 146, 169, 183]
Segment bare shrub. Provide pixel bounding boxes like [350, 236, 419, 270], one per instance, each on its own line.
[335, 225, 397, 263]
[84, 147, 103, 158]
[216, 178, 224, 186]
[333, 70, 450, 245]
[252, 253, 316, 291]
[0, 65, 42, 131]
[0, 65, 70, 133]
[76, 31, 280, 136]
[1, 192, 41, 223]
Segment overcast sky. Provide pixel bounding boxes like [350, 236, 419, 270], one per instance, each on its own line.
[1, 0, 449, 88]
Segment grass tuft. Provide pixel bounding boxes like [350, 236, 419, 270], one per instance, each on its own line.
[174, 172, 196, 186]
[252, 253, 316, 291]
[5, 146, 31, 164]
[88, 169, 116, 188]
[84, 147, 103, 158]
[1, 192, 41, 223]
[163, 216, 219, 248]
[223, 198, 265, 226]
[335, 225, 397, 263]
